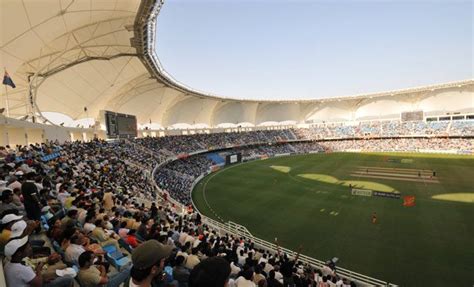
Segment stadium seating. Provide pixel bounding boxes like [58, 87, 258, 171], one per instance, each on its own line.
[1, 121, 473, 287]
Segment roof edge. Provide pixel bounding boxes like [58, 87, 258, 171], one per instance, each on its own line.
[134, 0, 474, 104]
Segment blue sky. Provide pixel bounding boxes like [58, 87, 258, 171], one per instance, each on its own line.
[155, 0, 472, 100]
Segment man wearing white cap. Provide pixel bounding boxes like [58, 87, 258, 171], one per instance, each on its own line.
[4, 235, 73, 287]
[14, 170, 24, 177]
[0, 213, 23, 246]
[4, 236, 43, 287]
[9, 219, 28, 239]
[1, 212, 23, 225]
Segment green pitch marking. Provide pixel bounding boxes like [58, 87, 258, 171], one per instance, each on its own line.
[432, 193, 474, 203]
[297, 173, 396, 192]
[192, 152, 474, 286]
[269, 165, 291, 173]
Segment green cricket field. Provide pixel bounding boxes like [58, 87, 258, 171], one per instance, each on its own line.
[192, 152, 474, 286]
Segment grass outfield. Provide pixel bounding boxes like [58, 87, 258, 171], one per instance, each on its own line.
[192, 152, 474, 286]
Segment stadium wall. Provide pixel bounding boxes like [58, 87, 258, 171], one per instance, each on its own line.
[0, 116, 105, 146]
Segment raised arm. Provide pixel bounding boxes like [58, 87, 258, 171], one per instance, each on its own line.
[294, 244, 303, 262]
[274, 237, 281, 258]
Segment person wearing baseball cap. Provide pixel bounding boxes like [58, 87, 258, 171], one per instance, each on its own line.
[0, 212, 23, 246]
[3, 236, 44, 287]
[1, 212, 22, 225]
[4, 235, 29, 258]
[130, 239, 173, 287]
[9, 219, 27, 239]
[4, 235, 73, 287]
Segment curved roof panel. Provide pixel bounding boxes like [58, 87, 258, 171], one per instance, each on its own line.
[1, 0, 143, 119]
[1, 0, 473, 127]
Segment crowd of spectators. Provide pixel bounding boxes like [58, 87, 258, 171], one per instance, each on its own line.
[155, 155, 214, 205]
[0, 140, 168, 286]
[1, 140, 353, 287]
[112, 140, 164, 170]
[449, 120, 474, 136]
[137, 119, 473, 158]
[0, 119, 472, 287]
[137, 130, 302, 155]
[321, 138, 474, 152]
[294, 119, 473, 139]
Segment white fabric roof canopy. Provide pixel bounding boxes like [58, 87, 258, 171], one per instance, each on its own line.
[0, 0, 145, 119]
[1, 0, 473, 127]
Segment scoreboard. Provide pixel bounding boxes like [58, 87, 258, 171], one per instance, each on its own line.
[103, 110, 137, 139]
[225, 153, 242, 165]
[401, 111, 424, 122]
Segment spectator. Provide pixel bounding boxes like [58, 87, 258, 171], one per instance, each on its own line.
[189, 257, 231, 287]
[64, 233, 87, 265]
[4, 235, 73, 287]
[21, 172, 42, 221]
[0, 213, 23, 246]
[126, 229, 140, 248]
[266, 270, 283, 287]
[130, 240, 173, 287]
[184, 247, 200, 270]
[0, 189, 24, 215]
[173, 255, 190, 287]
[234, 267, 256, 287]
[77, 250, 131, 287]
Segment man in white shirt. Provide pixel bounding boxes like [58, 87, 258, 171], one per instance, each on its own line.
[4, 235, 73, 287]
[4, 236, 41, 287]
[234, 268, 256, 287]
[178, 228, 189, 246]
[230, 259, 241, 277]
[322, 264, 336, 277]
[184, 248, 200, 270]
[273, 265, 284, 284]
[65, 233, 87, 265]
[184, 231, 195, 246]
[237, 249, 247, 266]
[258, 253, 268, 265]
